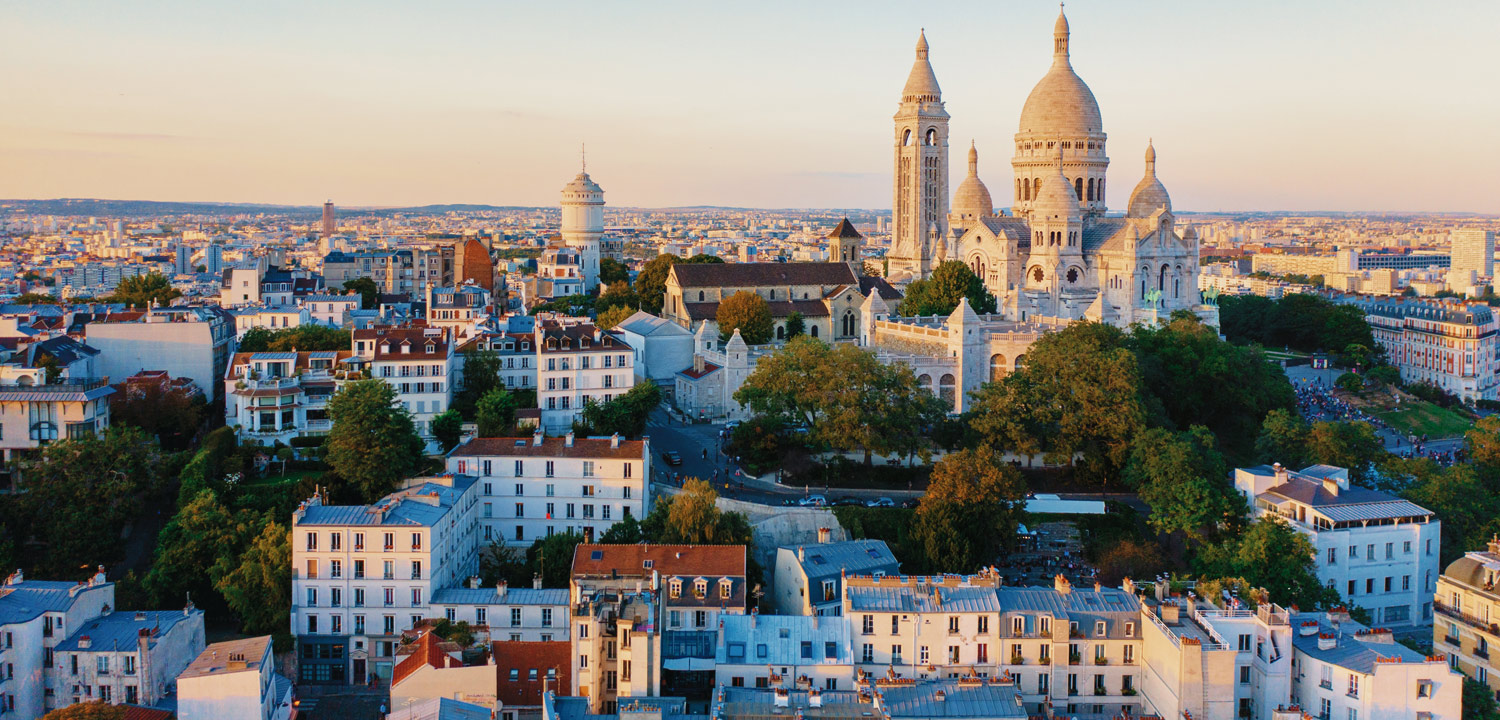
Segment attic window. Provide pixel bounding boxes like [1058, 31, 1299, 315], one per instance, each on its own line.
[591, 550, 603, 561]
[581, 337, 590, 349]
[643, 559, 654, 569]
[425, 343, 435, 353]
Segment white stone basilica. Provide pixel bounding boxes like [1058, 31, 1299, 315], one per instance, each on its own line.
[886, 9, 1217, 328]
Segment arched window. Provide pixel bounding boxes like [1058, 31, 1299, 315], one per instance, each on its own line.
[810, 325, 819, 338]
[990, 354, 1008, 382]
[938, 374, 957, 407]
[1024, 179, 1032, 202]
[698, 290, 704, 301]
[769, 289, 776, 299]
[1013, 355, 1026, 371]
[1086, 178, 1095, 201]
[776, 325, 785, 340]
[1159, 264, 1170, 292]
[925, 128, 937, 146]
[902, 129, 912, 146]
[1074, 178, 1083, 199]
[918, 374, 934, 396]
[842, 312, 856, 337]
[1015, 179, 1022, 201]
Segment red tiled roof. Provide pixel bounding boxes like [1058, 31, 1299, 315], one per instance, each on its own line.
[670, 262, 858, 289]
[493, 641, 571, 707]
[679, 362, 721, 380]
[452, 436, 644, 459]
[571, 544, 746, 579]
[121, 706, 174, 720]
[392, 631, 464, 686]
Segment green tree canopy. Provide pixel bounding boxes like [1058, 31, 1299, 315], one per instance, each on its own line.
[1335, 371, 1364, 393]
[109, 379, 206, 451]
[476, 388, 519, 437]
[42, 702, 127, 720]
[1195, 516, 1339, 611]
[632, 255, 678, 314]
[1305, 421, 1385, 486]
[897, 261, 997, 316]
[526, 531, 585, 588]
[599, 257, 631, 286]
[783, 311, 805, 339]
[1397, 460, 1500, 566]
[236, 325, 350, 353]
[12, 292, 58, 305]
[642, 479, 754, 545]
[212, 517, 290, 635]
[596, 281, 637, 313]
[110, 271, 180, 307]
[716, 291, 773, 344]
[454, 347, 502, 419]
[598, 515, 645, 544]
[431, 410, 465, 452]
[911, 449, 1027, 573]
[1217, 293, 1375, 355]
[596, 305, 635, 330]
[325, 379, 426, 502]
[577, 381, 661, 438]
[1123, 426, 1242, 541]
[341, 278, 380, 309]
[1254, 408, 1311, 468]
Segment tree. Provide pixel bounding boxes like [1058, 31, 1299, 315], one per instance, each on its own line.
[1466, 415, 1500, 474]
[970, 322, 1145, 485]
[15, 427, 162, 576]
[597, 304, 635, 330]
[144, 488, 261, 615]
[599, 257, 630, 286]
[912, 450, 1027, 573]
[596, 281, 637, 313]
[1364, 365, 1400, 386]
[110, 271, 180, 307]
[783, 311, 805, 340]
[641, 479, 753, 545]
[12, 292, 58, 305]
[1335, 372, 1364, 393]
[1255, 408, 1310, 467]
[213, 518, 291, 635]
[577, 381, 662, 438]
[325, 380, 426, 502]
[527, 531, 585, 588]
[1305, 421, 1384, 485]
[476, 388, 519, 437]
[110, 378, 207, 451]
[1123, 426, 1240, 541]
[897, 261, 997, 316]
[431, 410, 465, 452]
[1195, 516, 1338, 611]
[632, 255, 678, 314]
[454, 348, 502, 418]
[716, 291, 773, 344]
[598, 515, 645, 544]
[42, 702, 126, 720]
[1400, 462, 1500, 566]
[342, 278, 380, 309]
[1465, 678, 1500, 720]
[237, 325, 350, 353]
[1094, 540, 1167, 586]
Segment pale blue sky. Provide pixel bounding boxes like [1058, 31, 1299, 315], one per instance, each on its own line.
[3, 1, 1497, 212]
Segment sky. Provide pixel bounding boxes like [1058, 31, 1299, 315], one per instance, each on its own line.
[3, 1, 1498, 213]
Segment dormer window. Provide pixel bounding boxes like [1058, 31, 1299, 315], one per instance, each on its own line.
[694, 579, 708, 598]
[425, 342, 435, 353]
[581, 337, 590, 349]
[719, 578, 733, 599]
[380, 342, 390, 354]
[669, 579, 682, 599]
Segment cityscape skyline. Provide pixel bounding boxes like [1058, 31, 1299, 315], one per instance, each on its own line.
[3, 1, 1498, 213]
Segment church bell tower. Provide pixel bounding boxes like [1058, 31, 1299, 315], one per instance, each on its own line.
[889, 30, 949, 280]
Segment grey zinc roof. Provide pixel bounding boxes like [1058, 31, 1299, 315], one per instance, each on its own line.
[429, 587, 569, 606]
[1289, 613, 1428, 674]
[298, 476, 477, 527]
[0, 581, 107, 625]
[716, 614, 852, 666]
[1315, 500, 1435, 524]
[845, 584, 1003, 614]
[54, 609, 199, 652]
[878, 680, 1028, 719]
[784, 540, 900, 581]
[248, 352, 299, 361]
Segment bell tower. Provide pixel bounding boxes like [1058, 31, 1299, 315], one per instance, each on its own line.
[889, 30, 949, 280]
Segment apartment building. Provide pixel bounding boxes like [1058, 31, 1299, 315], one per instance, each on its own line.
[299, 294, 361, 328]
[705, 681, 1028, 720]
[569, 589, 661, 714]
[230, 305, 310, 338]
[536, 320, 636, 433]
[427, 284, 492, 335]
[353, 325, 454, 443]
[1342, 297, 1500, 403]
[290, 474, 482, 685]
[429, 581, 570, 644]
[841, 572, 1143, 719]
[52, 606, 206, 709]
[0, 570, 114, 719]
[458, 315, 538, 392]
[176, 636, 294, 720]
[0, 367, 113, 477]
[1234, 464, 1440, 627]
[1434, 536, 1500, 701]
[773, 536, 900, 617]
[446, 432, 649, 547]
[713, 614, 854, 691]
[84, 305, 235, 399]
[1289, 610, 1461, 720]
[223, 350, 355, 443]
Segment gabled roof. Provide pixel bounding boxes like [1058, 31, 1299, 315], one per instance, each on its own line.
[392, 631, 465, 686]
[571, 544, 746, 580]
[493, 640, 571, 707]
[826, 218, 863, 240]
[783, 540, 900, 580]
[671, 262, 858, 290]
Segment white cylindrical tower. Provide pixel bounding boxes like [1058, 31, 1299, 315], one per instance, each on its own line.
[560, 168, 605, 292]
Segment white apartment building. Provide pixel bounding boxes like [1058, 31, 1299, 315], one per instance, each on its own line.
[1450, 229, 1496, 281]
[1234, 464, 1441, 627]
[536, 320, 636, 433]
[0, 367, 113, 474]
[230, 305, 310, 338]
[353, 325, 455, 444]
[0, 570, 114, 719]
[176, 636, 294, 720]
[426, 284, 491, 336]
[713, 614, 854, 692]
[456, 314, 539, 393]
[446, 432, 649, 547]
[428, 582, 570, 643]
[1289, 610, 1462, 720]
[85, 305, 235, 400]
[52, 607, 206, 709]
[223, 350, 354, 443]
[300, 293, 361, 328]
[290, 474, 482, 685]
[841, 572, 1144, 719]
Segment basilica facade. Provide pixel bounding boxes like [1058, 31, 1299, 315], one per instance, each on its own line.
[886, 9, 1216, 328]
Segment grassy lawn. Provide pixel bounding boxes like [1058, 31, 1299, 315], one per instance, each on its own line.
[1373, 401, 1474, 439]
[1261, 349, 1310, 362]
[242, 468, 320, 487]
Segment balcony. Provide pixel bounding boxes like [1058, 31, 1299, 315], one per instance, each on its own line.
[1068, 653, 1081, 666]
[1444, 634, 1460, 647]
[1435, 601, 1500, 636]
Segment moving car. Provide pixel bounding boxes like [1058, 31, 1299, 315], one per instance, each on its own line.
[662, 450, 682, 466]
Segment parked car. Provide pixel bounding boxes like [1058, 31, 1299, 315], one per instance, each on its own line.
[798, 494, 827, 507]
[662, 450, 682, 466]
[866, 497, 896, 508]
[832, 496, 864, 507]
[900, 497, 921, 509]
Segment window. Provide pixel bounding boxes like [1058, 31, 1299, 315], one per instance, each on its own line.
[1012, 616, 1024, 635]
[891, 615, 900, 634]
[862, 644, 874, 662]
[919, 646, 929, 664]
[1240, 666, 1251, 684]
[862, 615, 874, 635]
[801, 641, 812, 659]
[891, 645, 903, 664]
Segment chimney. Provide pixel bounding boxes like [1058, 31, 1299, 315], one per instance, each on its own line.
[533, 574, 542, 590]
[1299, 621, 1320, 637]
[134, 611, 147, 621]
[817, 528, 832, 544]
[611, 433, 621, 449]
[1322, 477, 1341, 496]
[1122, 578, 1136, 596]
[797, 547, 805, 562]
[809, 690, 823, 708]
[1054, 574, 1072, 595]
[1489, 534, 1500, 556]
[934, 690, 947, 703]
[565, 431, 574, 448]
[533, 429, 544, 447]
[1272, 462, 1287, 483]
[497, 580, 508, 599]
[5, 569, 21, 586]
[469, 576, 480, 590]
[693, 355, 705, 373]
[1317, 633, 1337, 651]
[78, 636, 91, 649]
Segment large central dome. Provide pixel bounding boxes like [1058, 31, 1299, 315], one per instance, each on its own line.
[1017, 9, 1102, 135]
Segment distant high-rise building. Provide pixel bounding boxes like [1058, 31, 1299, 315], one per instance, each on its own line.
[174, 244, 193, 275]
[204, 244, 224, 275]
[321, 201, 336, 239]
[1451, 228, 1495, 280]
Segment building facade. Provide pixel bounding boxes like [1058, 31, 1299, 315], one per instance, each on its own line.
[1434, 536, 1500, 702]
[536, 320, 636, 433]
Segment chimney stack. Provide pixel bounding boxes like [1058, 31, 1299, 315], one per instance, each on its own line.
[817, 528, 832, 544]
[611, 433, 621, 449]
[533, 429, 544, 447]
[1054, 574, 1072, 595]
[533, 574, 543, 590]
[565, 431, 574, 448]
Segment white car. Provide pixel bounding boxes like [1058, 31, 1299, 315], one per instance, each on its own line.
[798, 494, 827, 507]
[866, 497, 896, 508]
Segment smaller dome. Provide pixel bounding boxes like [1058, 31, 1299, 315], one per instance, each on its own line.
[1033, 146, 1080, 218]
[1127, 141, 1172, 218]
[901, 30, 942, 101]
[951, 142, 993, 218]
[1054, 7, 1070, 35]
